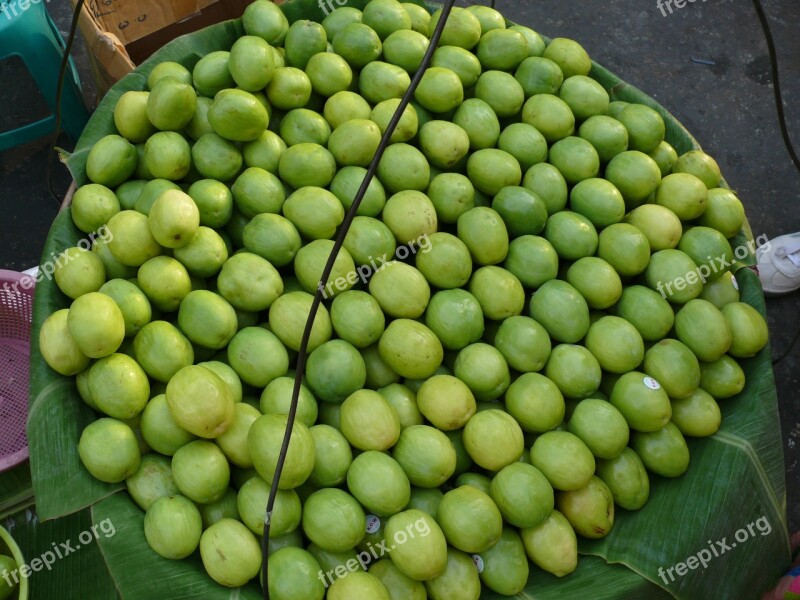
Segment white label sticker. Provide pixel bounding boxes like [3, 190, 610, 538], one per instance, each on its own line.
[472, 555, 484, 573]
[366, 515, 381, 534]
[731, 276, 739, 291]
[643, 377, 661, 390]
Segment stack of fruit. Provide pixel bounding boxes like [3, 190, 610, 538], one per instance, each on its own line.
[36, 0, 770, 597]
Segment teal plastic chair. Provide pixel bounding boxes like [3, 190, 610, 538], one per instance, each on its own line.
[0, 0, 90, 151]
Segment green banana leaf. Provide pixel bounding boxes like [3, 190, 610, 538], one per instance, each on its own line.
[0, 463, 33, 520]
[2, 505, 118, 598]
[90, 494, 262, 599]
[22, 0, 789, 598]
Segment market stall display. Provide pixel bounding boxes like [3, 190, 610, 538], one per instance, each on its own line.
[20, 0, 790, 598]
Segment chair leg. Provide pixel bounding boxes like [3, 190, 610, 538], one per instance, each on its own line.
[18, 35, 88, 145]
[0, 5, 90, 147]
[0, 117, 57, 152]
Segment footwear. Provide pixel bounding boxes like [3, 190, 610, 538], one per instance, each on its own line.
[756, 232, 800, 295]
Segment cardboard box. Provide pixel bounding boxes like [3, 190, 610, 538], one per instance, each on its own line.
[71, 0, 252, 98]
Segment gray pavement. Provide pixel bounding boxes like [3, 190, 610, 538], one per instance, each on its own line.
[1, 0, 798, 533]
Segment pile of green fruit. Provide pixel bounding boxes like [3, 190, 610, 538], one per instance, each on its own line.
[38, 0, 770, 597]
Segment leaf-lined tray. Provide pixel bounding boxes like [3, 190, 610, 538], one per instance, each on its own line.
[23, 0, 789, 597]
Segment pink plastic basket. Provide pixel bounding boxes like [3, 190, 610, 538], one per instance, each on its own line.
[0, 270, 34, 472]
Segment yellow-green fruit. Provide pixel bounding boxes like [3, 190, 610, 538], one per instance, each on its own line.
[178, 290, 238, 350]
[369, 559, 426, 600]
[114, 90, 156, 142]
[136, 256, 192, 312]
[329, 571, 391, 600]
[88, 353, 150, 419]
[477, 527, 529, 596]
[520, 510, 578, 577]
[143, 131, 192, 181]
[243, 0, 290, 45]
[140, 394, 197, 456]
[425, 548, 481, 600]
[78, 418, 141, 483]
[166, 364, 235, 438]
[146, 78, 197, 131]
[385, 509, 448, 580]
[148, 189, 200, 249]
[436, 485, 503, 553]
[171, 440, 230, 504]
[71, 184, 120, 233]
[53, 246, 106, 300]
[200, 518, 262, 587]
[229, 35, 275, 91]
[39, 309, 90, 375]
[248, 414, 315, 489]
[216, 402, 261, 469]
[144, 495, 202, 560]
[208, 89, 269, 142]
[133, 320, 194, 383]
[147, 61, 192, 89]
[126, 453, 180, 511]
[67, 292, 125, 358]
[86, 135, 138, 187]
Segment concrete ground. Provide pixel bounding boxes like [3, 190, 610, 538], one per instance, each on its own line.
[1, 0, 798, 529]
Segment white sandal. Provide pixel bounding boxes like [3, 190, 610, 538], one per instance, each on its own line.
[757, 233, 800, 295]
